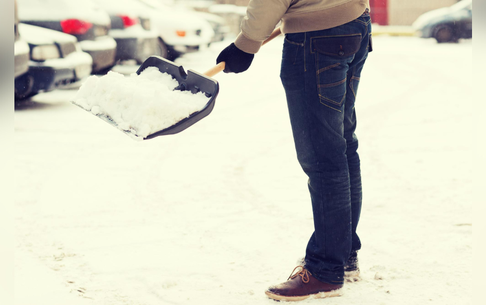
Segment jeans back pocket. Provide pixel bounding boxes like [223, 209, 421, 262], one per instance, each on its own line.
[311, 34, 362, 112]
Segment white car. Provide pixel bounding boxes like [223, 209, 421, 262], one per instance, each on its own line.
[15, 24, 93, 100]
[412, 0, 472, 43]
[17, 0, 117, 74]
[135, 0, 215, 60]
[15, 0, 29, 79]
[91, 0, 161, 64]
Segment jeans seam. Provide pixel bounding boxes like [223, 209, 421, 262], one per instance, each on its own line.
[349, 67, 358, 99]
[318, 78, 346, 89]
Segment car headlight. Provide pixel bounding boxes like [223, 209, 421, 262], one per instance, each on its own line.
[142, 19, 151, 31]
[31, 45, 60, 61]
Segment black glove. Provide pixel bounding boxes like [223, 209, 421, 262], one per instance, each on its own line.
[216, 43, 254, 73]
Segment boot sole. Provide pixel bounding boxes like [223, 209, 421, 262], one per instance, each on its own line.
[265, 288, 343, 302]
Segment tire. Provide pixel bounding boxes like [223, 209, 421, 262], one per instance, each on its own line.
[434, 24, 456, 43]
[157, 38, 169, 59]
[166, 48, 180, 61]
[15, 73, 35, 100]
[93, 65, 115, 75]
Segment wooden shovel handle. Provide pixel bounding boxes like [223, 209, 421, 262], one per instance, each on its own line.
[205, 62, 226, 78]
[204, 27, 282, 78]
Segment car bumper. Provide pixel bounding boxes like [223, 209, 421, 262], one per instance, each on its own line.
[15, 40, 30, 78]
[79, 36, 117, 73]
[413, 25, 434, 38]
[162, 29, 213, 54]
[113, 37, 158, 63]
[20, 51, 92, 93]
[172, 44, 201, 53]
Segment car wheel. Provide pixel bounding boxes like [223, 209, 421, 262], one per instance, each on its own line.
[157, 38, 169, 59]
[166, 48, 180, 61]
[93, 65, 115, 75]
[434, 24, 456, 43]
[15, 74, 35, 100]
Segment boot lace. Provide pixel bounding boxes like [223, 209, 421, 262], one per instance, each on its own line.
[288, 266, 311, 284]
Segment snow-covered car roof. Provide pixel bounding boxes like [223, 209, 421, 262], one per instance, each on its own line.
[17, 0, 110, 26]
[91, 0, 151, 19]
[19, 23, 78, 45]
[135, 0, 209, 30]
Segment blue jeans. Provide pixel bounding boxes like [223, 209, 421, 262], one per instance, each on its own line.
[280, 12, 372, 285]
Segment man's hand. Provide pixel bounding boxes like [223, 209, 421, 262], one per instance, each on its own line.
[216, 43, 254, 73]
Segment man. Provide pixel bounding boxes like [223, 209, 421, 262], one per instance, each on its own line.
[216, 0, 372, 301]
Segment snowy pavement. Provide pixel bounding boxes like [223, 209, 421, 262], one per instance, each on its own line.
[14, 35, 472, 305]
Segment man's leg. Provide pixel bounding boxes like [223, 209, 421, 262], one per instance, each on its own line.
[280, 30, 353, 285]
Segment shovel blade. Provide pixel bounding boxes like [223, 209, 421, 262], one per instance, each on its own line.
[137, 56, 219, 139]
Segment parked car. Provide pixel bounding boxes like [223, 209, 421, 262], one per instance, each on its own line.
[412, 0, 472, 43]
[135, 0, 215, 60]
[17, 0, 117, 73]
[191, 11, 230, 43]
[91, 0, 161, 64]
[163, 0, 230, 43]
[15, 0, 29, 79]
[15, 24, 93, 100]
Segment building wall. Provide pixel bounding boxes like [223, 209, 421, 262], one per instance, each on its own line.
[388, 0, 458, 25]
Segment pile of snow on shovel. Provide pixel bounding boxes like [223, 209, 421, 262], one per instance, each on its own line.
[72, 67, 209, 139]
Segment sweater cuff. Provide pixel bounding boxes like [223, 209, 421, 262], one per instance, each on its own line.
[234, 32, 263, 54]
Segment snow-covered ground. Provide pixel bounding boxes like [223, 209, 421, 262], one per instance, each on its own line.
[14, 35, 473, 305]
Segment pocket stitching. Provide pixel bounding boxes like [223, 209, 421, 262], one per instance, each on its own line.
[284, 37, 304, 46]
[315, 52, 347, 112]
[317, 62, 340, 75]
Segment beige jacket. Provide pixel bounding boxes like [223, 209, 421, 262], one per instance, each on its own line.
[235, 0, 370, 54]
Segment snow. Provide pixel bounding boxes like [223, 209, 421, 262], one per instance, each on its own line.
[29, 51, 92, 71]
[108, 25, 158, 39]
[72, 67, 210, 139]
[17, 0, 111, 26]
[208, 4, 248, 16]
[79, 36, 117, 51]
[14, 39, 30, 57]
[91, 0, 151, 17]
[14, 35, 473, 305]
[18, 23, 77, 45]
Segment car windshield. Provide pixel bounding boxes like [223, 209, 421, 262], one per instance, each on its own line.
[449, 0, 471, 12]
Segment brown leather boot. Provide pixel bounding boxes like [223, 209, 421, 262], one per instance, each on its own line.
[297, 254, 361, 282]
[265, 266, 343, 302]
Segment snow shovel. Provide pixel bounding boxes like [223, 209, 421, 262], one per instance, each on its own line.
[77, 27, 282, 140]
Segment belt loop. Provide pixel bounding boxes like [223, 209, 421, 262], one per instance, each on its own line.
[304, 32, 307, 72]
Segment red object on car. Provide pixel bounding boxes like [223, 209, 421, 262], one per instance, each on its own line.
[60, 19, 93, 35]
[119, 15, 138, 28]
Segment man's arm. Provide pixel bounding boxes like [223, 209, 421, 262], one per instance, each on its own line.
[235, 0, 292, 54]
